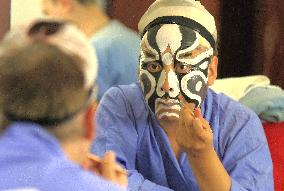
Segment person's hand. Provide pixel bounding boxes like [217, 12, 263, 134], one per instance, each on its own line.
[85, 151, 128, 188]
[176, 99, 213, 158]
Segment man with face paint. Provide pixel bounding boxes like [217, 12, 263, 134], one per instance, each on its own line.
[92, 0, 273, 190]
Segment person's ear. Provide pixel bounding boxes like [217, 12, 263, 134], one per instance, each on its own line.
[207, 55, 218, 86]
[84, 102, 97, 140]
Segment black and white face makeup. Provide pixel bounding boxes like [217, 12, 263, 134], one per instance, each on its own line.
[139, 24, 214, 120]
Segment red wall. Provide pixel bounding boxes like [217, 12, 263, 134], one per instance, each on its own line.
[108, 0, 221, 32]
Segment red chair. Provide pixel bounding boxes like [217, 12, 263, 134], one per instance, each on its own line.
[263, 122, 284, 191]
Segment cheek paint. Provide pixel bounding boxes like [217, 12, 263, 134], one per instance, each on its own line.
[180, 70, 208, 107]
[139, 70, 157, 103]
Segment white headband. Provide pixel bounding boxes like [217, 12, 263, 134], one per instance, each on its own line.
[138, 0, 217, 47]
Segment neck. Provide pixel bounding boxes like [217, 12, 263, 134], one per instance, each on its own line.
[61, 138, 90, 165]
[159, 120, 182, 159]
[70, 5, 110, 37]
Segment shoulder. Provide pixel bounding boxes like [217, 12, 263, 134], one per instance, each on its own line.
[99, 82, 148, 117]
[101, 83, 143, 104]
[206, 88, 259, 123]
[207, 88, 266, 146]
[206, 88, 264, 139]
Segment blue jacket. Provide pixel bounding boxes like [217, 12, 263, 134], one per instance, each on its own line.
[92, 82, 273, 191]
[90, 20, 140, 100]
[0, 122, 125, 191]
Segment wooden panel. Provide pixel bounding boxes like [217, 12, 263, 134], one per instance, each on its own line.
[108, 0, 221, 32]
[254, 0, 284, 88]
[108, 0, 153, 31]
[0, 0, 10, 40]
[219, 0, 257, 78]
[201, 1, 221, 31]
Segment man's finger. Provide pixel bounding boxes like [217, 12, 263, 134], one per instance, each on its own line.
[115, 165, 128, 187]
[86, 154, 103, 174]
[194, 107, 202, 118]
[101, 151, 117, 179]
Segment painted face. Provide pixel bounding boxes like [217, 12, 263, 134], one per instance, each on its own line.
[139, 24, 214, 120]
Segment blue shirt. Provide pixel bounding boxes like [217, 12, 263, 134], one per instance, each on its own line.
[90, 20, 140, 100]
[92, 82, 273, 191]
[0, 122, 125, 191]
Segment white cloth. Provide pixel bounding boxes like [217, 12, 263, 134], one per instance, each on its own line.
[210, 75, 270, 100]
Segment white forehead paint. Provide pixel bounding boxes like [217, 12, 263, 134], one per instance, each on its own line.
[177, 48, 213, 66]
[177, 32, 200, 55]
[162, 52, 174, 65]
[140, 70, 156, 103]
[156, 69, 180, 98]
[140, 33, 160, 63]
[156, 24, 182, 53]
[140, 50, 156, 63]
[181, 70, 208, 107]
[142, 32, 159, 55]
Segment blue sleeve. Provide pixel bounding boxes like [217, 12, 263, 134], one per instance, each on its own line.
[220, 110, 274, 191]
[91, 87, 173, 191]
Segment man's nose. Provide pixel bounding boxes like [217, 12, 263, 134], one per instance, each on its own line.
[161, 65, 175, 93]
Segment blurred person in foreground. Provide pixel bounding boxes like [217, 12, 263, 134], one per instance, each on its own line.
[41, 0, 140, 100]
[91, 0, 274, 190]
[0, 19, 127, 191]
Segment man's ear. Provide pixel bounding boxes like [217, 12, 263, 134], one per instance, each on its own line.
[207, 55, 218, 86]
[84, 102, 97, 140]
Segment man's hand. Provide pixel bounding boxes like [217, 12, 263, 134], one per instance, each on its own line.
[85, 152, 128, 188]
[176, 100, 213, 157]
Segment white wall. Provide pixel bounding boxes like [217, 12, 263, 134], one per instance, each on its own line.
[11, 0, 107, 27]
[11, 0, 44, 27]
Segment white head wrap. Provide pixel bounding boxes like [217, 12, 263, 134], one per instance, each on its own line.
[138, 0, 217, 47]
